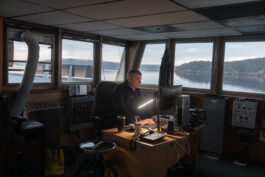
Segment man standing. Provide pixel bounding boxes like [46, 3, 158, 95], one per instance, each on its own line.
[112, 70, 156, 125]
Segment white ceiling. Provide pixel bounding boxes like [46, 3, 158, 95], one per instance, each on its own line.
[0, 0, 264, 41]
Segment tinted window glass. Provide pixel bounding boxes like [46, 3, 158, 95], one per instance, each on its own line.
[223, 41, 265, 94]
[174, 42, 213, 89]
[139, 43, 166, 85]
[62, 39, 94, 82]
[101, 44, 125, 82]
[8, 41, 52, 83]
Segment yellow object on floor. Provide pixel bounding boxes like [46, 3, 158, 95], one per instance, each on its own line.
[45, 147, 64, 176]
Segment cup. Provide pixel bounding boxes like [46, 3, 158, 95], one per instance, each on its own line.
[167, 116, 174, 135]
[117, 116, 125, 132]
[134, 116, 142, 136]
[135, 116, 141, 123]
[134, 123, 142, 136]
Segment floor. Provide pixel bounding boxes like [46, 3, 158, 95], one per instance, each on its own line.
[63, 150, 265, 177]
[196, 154, 265, 177]
[1, 147, 265, 177]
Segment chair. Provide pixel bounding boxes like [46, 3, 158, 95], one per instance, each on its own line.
[0, 95, 45, 177]
[74, 81, 119, 177]
[92, 81, 118, 138]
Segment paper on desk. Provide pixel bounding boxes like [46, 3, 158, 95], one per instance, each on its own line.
[79, 85, 87, 95]
[80, 142, 95, 149]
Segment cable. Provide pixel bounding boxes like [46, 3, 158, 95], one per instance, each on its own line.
[174, 134, 191, 155]
[176, 146, 184, 168]
[129, 136, 140, 151]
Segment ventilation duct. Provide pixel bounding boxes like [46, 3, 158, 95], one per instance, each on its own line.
[10, 31, 39, 117]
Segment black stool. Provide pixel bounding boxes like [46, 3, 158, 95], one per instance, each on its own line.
[75, 140, 118, 177]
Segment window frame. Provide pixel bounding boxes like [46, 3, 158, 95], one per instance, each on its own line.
[3, 25, 56, 91]
[60, 32, 97, 87]
[139, 41, 167, 87]
[174, 38, 216, 94]
[101, 40, 126, 83]
[220, 34, 265, 99]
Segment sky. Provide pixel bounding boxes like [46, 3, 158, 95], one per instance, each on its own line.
[62, 39, 94, 60]
[142, 41, 265, 66]
[224, 41, 265, 61]
[14, 41, 52, 61]
[174, 42, 213, 66]
[14, 40, 265, 65]
[141, 43, 166, 65]
[62, 39, 124, 62]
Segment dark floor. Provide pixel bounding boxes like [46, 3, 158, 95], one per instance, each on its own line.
[63, 150, 265, 177]
[1, 149, 265, 177]
[196, 154, 265, 177]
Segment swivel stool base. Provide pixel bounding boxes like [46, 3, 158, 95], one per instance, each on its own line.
[75, 140, 118, 177]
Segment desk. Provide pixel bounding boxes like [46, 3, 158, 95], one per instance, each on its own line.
[102, 128, 198, 177]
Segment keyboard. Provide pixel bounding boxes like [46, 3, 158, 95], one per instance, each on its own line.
[142, 118, 168, 130]
[141, 132, 166, 142]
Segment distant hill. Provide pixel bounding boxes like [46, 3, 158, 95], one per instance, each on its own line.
[61, 58, 120, 69]
[61, 58, 161, 71]
[61, 57, 265, 75]
[175, 60, 211, 74]
[223, 57, 265, 75]
[140, 64, 160, 71]
[175, 57, 265, 75]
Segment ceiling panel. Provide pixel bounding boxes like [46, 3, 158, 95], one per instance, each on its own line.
[218, 15, 265, 27]
[172, 0, 262, 9]
[172, 21, 225, 30]
[0, 0, 51, 17]
[106, 11, 208, 28]
[195, 1, 265, 21]
[133, 25, 183, 33]
[13, 11, 92, 26]
[236, 25, 265, 34]
[89, 28, 146, 36]
[159, 28, 241, 38]
[24, 0, 117, 9]
[65, 0, 185, 20]
[0, 0, 263, 40]
[115, 33, 169, 41]
[57, 21, 121, 32]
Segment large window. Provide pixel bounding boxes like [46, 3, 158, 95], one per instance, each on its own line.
[62, 39, 94, 83]
[139, 43, 166, 85]
[7, 32, 53, 84]
[174, 42, 213, 89]
[101, 44, 125, 82]
[223, 41, 265, 94]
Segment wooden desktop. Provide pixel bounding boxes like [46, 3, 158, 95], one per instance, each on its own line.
[102, 127, 200, 177]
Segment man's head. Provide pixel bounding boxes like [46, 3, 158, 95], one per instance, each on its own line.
[127, 70, 142, 91]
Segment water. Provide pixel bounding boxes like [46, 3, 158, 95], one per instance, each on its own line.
[9, 69, 265, 94]
[102, 69, 265, 94]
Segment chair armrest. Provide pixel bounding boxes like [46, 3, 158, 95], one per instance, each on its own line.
[11, 116, 28, 134]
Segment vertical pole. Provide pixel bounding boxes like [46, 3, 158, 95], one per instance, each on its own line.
[0, 17, 3, 94]
[156, 97, 160, 132]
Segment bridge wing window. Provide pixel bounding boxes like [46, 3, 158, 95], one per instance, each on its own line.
[223, 41, 265, 94]
[101, 44, 125, 82]
[62, 39, 94, 83]
[139, 43, 166, 85]
[7, 29, 53, 84]
[174, 42, 213, 89]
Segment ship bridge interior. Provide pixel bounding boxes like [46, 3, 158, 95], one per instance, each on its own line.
[0, 0, 265, 177]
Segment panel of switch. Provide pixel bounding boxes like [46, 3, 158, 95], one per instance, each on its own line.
[232, 101, 258, 129]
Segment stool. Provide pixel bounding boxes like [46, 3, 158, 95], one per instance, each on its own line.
[75, 140, 118, 177]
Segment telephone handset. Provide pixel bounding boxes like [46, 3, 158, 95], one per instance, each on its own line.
[130, 130, 154, 151]
[139, 130, 154, 138]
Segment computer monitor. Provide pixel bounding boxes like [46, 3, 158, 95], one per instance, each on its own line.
[159, 85, 183, 113]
